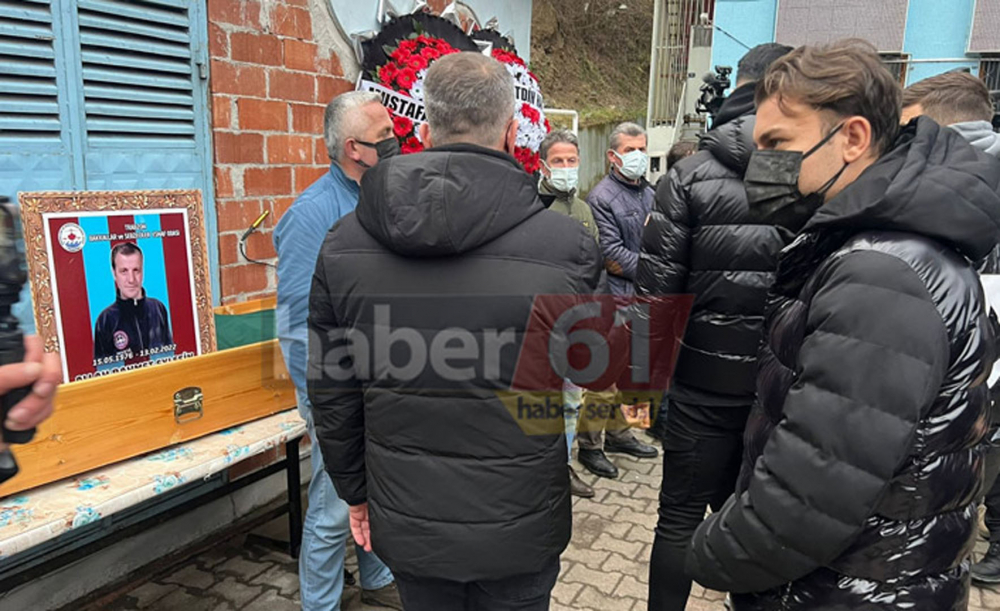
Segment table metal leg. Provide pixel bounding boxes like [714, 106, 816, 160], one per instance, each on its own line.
[285, 437, 303, 559]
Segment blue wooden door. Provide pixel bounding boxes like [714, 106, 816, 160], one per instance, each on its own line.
[0, 0, 217, 326]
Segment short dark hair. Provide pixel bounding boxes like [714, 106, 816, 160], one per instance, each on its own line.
[111, 242, 142, 270]
[737, 43, 794, 85]
[902, 70, 994, 125]
[756, 39, 902, 156]
[666, 140, 698, 169]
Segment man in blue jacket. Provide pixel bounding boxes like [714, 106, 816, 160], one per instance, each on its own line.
[579, 123, 659, 479]
[274, 91, 402, 611]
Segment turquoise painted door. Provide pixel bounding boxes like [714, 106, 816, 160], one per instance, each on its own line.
[0, 0, 218, 325]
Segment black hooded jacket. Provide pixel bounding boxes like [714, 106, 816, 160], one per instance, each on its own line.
[637, 84, 785, 405]
[307, 144, 604, 581]
[687, 118, 1000, 610]
[94, 289, 171, 362]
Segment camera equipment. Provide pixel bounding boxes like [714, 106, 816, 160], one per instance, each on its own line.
[0, 195, 33, 485]
[697, 65, 733, 120]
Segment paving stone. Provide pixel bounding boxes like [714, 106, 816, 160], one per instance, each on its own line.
[151, 589, 220, 611]
[625, 523, 654, 544]
[603, 490, 651, 512]
[573, 497, 623, 519]
[603, 552, 649, 584]
[563, 563, 622, 595]
[704, 589, 727, 601]
[251, 564, 300, 596]
[615, 506, 659, 529]
[127, 582, 176, 609]
[685, 596, 726, 611]
[633, 484, 661, 501]
[242, 590, 301, 611]
[592, 533, 645, 558]
[573, 513, 615, 547]
[160, 564, 217, 590]
[551, 580, 584, 605]
[614, 574, 648, 599]
[596, 477, 639, 497]
[982, 586, 1000, 608]
[573, 584, 636, 611]
[561, 545, 610, 569]
[210, 577, 263, 607]
[216, 556, 273, 581]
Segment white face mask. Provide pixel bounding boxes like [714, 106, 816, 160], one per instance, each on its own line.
[543, 162, 580, 193]
[612, 149, 649, 181]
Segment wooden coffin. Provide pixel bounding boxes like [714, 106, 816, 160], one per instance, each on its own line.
[0, 299, 295, 497]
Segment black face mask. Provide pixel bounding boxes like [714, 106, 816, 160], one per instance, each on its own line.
[744, 123, 848, 234]
[355, 137, 401, 167]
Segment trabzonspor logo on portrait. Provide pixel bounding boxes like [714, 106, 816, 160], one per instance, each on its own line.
[113, 330, 129, 351]
[58, 223, 86, 253]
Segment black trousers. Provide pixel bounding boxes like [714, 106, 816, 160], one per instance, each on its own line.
[984, 442, 1000, 542]
[394, 557, 560, 611]
[647, 401, 750, 611]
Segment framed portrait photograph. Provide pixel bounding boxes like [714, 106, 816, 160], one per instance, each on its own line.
[19, 191, 216, 383]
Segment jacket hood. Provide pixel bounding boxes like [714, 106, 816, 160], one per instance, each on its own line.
[805, 117, 1000, 261]
[356, 144, 544, 257]
[700, 114, 756, 174]
[949, 120, 1000, 158]
[712, 82, 756, 129]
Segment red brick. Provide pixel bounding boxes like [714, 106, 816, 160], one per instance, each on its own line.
[267, 134, 313, 164]
[211, 61, 266, 97]
[317, 76, 352, 105]
[314, 137, 330, 164]
[237, 98, 288, 131]
[212, 95, 231, 129]
[284, 39, 316, 72]
[291, 104, 324, 134]
[208, 0, 261, 29]
[214, 132, 263, 164]
[244, 230, 276, 260]
[214, 167, 234, 198]
[245, 167, 292, 196]
[208, 21, 228, 58]
[270, 197, 296, 221]
[295, 166, 329, 192]
[219, 232, 240, 266]
[221, 263, 269, 297]
[230, 32, 283, 66]
[317, 51, 344, 77]
[270, 4, 312, 39]
[218, 199, 264, 232]
[269, 70, 314, 103]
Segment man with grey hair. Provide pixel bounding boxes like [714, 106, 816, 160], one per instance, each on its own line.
[309, 52, 605, 610]
[577, 122, 659, 480]
[274, 90, 400, 611]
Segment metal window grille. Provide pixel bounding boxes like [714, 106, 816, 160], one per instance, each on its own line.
[647, 0, 714, 127]
[879, 53, 910, 86]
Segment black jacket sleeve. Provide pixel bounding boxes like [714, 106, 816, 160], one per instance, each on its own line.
[636, 167, 691, 296]
[94, 311, 114, 361]
[307, 251, 368, 506]
[687, 250, 950, 593]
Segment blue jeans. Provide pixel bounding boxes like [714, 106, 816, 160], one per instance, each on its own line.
[301, 416, 394, 610]
[563, 380, 582, 464]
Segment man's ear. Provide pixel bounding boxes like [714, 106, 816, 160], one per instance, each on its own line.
[344, 138, 361, 164]
[419, 123, 434, 149]
[842, 116, 874, 163]
[505, 119, 518, 153]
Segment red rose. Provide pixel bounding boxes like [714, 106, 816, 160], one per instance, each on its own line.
[379, 63, 399, 85]
[405, 54, 427, 72]
[396, 67, 418, 91]
[399, 39, 419, 54]
[393, 115, 414, 138]
[544, 118, 551, 132]
[391, 45, 412, 63]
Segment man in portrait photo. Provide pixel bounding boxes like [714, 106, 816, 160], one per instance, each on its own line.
[93, 242, 172, 363]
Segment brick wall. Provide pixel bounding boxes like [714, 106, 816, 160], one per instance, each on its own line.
[208, 0, 353, 303]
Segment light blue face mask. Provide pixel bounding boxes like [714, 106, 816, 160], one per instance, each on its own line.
[612, 149, 649, 181]
[542, 162, 580, 193]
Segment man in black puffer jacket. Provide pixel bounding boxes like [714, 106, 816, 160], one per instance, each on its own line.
[308, 53, 605, 610]
[638, 43, 790, 611]
[687, 41, 1000, 611]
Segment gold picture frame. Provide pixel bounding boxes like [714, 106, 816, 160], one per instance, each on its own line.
[18, 190, 216, 383]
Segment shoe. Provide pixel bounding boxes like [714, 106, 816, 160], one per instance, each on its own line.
[578, 448, 619, 479]
[973, 541, 1000, 584]
[361, 582, 404, 610]
[569, 465, 595, 498]
[605, 436, 659, 459]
